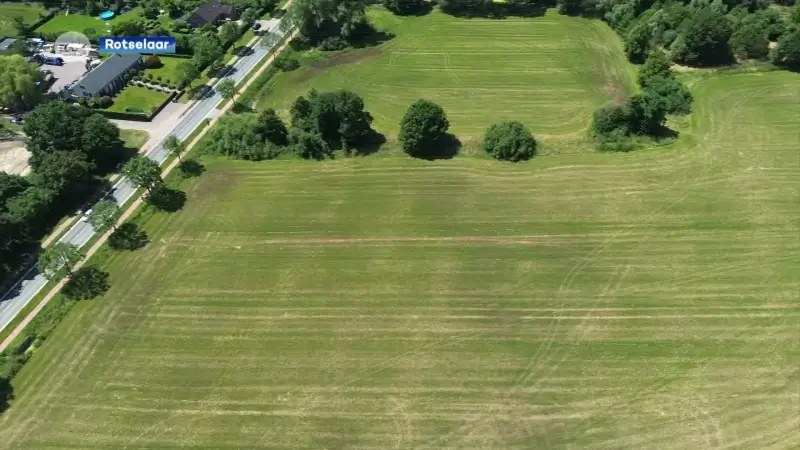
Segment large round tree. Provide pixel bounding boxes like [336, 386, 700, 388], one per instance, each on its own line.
[482, 121, 537, 162]
[398, 99, 449, 159]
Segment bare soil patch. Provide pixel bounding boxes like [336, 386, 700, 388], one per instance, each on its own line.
[0, 140, 30, 175]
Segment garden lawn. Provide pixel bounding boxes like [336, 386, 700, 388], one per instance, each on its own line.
[144, 56, 187, 85]
[254, 8, 636, 154]
[0, 70, 797, 449]
[0, 3, 47, 37]
[120, 129, 149, 149]
[106, 86, 169, 114]
[34, 9, 141, 37]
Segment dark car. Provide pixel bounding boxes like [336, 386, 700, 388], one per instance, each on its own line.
[251, 22, 261, 30]
[273, 9, 286, 18]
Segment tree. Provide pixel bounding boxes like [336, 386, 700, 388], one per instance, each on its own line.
[0, 55, 44, 113]
[730, 21, 769, 60]
[638, 50, 672, 88]
[625, 23, 652, 63]
[175, 61, 200, 88]
[288, 90, 374, 148]
[216, 78, 237, 102]
[123, 157, 162, 194]
[625, 92, 668, 135]
[398, 99, 449, 158]
[31, 150, 95, 197]
[62, 266, 110, 300]
[592, 104, 630, 135]
[773, 29, 800, 69]
[641, 74, 693, 115]
[38, 242, 83, 278]
[202, 114, 284, 160]
[192, 34, 224, 68]
[219, 22, 239, 45]
[290, 129, 332, 160]
[671, 7, 732, 66]
[289, 0, 368, 44]
[164, 135, 185, 163]
[88, 200, 119, 232]
[257, 108, 289, 146]
[24, 101, 92, 169]
[82, 114, 124, 170]
[11, 16, 26, 35]
[111, 20, 146, 37]
[482, 121, 537, 162]
[382, 0, 426, 15]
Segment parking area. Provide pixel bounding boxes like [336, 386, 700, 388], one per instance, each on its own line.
[43, 55, 89, 93]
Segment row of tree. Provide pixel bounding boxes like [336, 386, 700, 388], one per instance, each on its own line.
[592, 50, 692, 150]
[1, 101, 129, 285]
[399, 99, 538, 161]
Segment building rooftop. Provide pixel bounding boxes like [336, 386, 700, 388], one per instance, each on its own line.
[188, 0, 237, 26]
[71, 53, 141, 97]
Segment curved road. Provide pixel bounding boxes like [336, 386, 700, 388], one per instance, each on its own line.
[0, 16, 291, 334]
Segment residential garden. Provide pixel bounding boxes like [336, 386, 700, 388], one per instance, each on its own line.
[0, 2, 49, 37]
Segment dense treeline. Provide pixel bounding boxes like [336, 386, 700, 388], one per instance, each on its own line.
[0, 102, 127, 286]
[204, 88, 377, 160]
[554, 0, 800, 69]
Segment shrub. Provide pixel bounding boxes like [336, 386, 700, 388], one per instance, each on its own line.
[482, 121, 537, 162]
[154, 75, 162, 82]
[124, 106, 146, 114]
[145, 55, 162, 68]
[142, 72, 153, 81]
[398, 99, 449, 158]
[274, 55, 300, 71]
[97, 96, 113, 108]
[318, 36, 346, 51]
[76, 97, 88, 107]
[592, 104, 630, 136]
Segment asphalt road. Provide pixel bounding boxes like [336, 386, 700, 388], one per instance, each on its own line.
[0, 17, 290, 335]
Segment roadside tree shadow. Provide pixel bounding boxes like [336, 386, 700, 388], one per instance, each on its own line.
[108, 223, 149, 251]
[178, 159, 206, 178]
[146, 186, 186, 213]
[231, 102, 253, 113]
[0, 377, 12, 413]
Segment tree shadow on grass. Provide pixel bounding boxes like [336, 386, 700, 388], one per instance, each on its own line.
[349, 30, 395, 49]
[146, 186, 186, 213]
[350, 130, 386, 156]
[0, 377, 12, 414]
[230, 102, 253, 113]
[178, 159, 206, 178]
[397, 1, 434, 16]
[108, 223, 149, 251]
[418, 133, 462, 160]
[650, 125, 679, 141]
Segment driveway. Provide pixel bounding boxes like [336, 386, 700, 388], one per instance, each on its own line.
[110, 101, 190, 151]
[45, 55, 89, 93]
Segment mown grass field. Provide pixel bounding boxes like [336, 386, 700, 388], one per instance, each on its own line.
[0, 2, 47, 36]
[107, 86, 170, 114]
[254, 9, 636, 154]
[0, 67, 797, 448]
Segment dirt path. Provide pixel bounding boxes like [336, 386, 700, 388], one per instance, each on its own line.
[0, 28, 299, 353]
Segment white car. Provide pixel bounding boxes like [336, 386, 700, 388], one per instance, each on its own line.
[80, 209, 92, 222]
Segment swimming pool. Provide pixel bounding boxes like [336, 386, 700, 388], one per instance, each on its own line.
[99, 11, 114, 20]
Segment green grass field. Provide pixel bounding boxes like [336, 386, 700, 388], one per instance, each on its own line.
[0, 67, 797, 448]
[34, 9, 140, 36]
[144, 56, 187, 85]
[107, 86, 170, 114]
[0, 2, 47, 37]
[254, 9, 636, 154]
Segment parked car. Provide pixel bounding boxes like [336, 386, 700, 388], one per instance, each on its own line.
[251, 22, 261, 30]
[80, 209, 92, 222]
